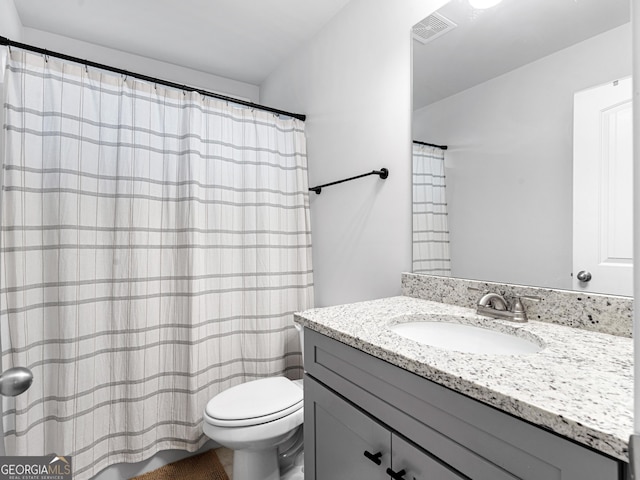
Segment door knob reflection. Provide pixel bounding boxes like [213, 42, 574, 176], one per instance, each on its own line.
[576, 270, 592, 283]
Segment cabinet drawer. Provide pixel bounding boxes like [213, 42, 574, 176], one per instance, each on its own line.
[305, 329, 622, 480]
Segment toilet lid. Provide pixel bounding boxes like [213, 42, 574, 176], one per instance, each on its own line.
[205, 377, 303, 426]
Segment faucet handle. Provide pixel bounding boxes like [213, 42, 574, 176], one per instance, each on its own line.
[519, 295, 541, 302]
[511, 296, 541, 322]
[511, 297, 525, 311]
[511, 297, 527, 322]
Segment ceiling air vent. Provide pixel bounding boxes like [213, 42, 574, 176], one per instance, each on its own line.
[412, 12, 457, 45]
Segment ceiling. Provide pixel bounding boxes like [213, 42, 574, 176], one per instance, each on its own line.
[413, 0, 630, 110]
[13, 0, 353, 86]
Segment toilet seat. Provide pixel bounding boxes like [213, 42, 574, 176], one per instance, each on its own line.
[205, 377, 303, 427]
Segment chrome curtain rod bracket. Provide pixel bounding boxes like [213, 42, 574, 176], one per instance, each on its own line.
[413, 140, 448, 150]
[309, 168, 389, 195]
[0, 36, 306, 122]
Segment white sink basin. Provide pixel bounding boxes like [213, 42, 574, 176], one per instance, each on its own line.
[389, 318, 543, 355]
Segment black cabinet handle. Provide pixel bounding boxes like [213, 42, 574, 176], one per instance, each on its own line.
[386, 467, 407, 480]
[363, 450, 382, 465]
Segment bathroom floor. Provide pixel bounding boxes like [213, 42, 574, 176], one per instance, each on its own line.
[215, 448, 234, 478]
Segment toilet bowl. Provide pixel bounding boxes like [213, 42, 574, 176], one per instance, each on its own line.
[202, 325, 305, 480]
[203, 377, 303, 480]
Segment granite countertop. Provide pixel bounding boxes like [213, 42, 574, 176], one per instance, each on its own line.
[294, 295, 633, 462]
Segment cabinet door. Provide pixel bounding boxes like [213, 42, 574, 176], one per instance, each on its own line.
[391, 434, 467, 480]
[306, 375, 390, 480]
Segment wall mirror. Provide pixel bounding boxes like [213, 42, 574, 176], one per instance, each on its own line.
[411, 0, 632, 296]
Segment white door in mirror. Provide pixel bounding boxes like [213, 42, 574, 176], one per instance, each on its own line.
[573, 77, 632, 296]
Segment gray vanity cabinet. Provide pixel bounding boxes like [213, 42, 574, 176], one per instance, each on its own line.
[307, 375, 467, 480]
[303, 329, 624, 480]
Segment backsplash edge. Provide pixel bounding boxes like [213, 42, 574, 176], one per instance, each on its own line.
[401, 273, 632, 338]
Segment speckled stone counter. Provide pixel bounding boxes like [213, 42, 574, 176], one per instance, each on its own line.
[294, 296, 633, 462]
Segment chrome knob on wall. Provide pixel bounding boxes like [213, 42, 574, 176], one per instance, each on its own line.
[0, 367, 33, 397]
[576, 270, 592, 283]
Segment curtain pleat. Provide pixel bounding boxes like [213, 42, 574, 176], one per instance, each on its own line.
[412, 143, 451, 275]
[0, 49, 313, 479]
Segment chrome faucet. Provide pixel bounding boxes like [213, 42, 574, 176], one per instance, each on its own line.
[475, 292, 540, 323]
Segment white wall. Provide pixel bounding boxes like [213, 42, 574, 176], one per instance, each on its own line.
[21, 28, 260, 103]
[0, 0, 23, 40]
[260, 0, 448, 307]
[413, 23, 632, 290]
[632, 0, 640, 435]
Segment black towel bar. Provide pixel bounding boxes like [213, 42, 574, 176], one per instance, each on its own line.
[309, 168, 389, 195]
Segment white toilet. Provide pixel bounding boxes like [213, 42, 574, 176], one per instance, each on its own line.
[202, 325, 304, 480]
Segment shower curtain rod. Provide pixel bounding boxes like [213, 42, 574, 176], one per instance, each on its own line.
[0, 36, 306, 122]
[413, 140, 448, 150]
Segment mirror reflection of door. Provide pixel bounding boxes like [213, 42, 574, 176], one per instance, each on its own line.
[573, 77, 633, 296]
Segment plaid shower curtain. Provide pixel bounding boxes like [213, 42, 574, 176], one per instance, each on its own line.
[0, 48, 313, 479]
[412, 143, 451, 275]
